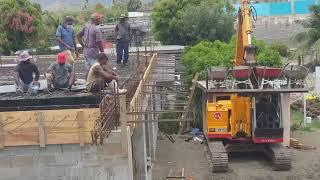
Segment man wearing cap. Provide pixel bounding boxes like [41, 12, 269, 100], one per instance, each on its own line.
[46, 53, 75, 90]
[86, 53, 127, 94]
[14, 51, 40, 95]
[77, 13, 104, 75]
[56, 16, 79, 65]
[115, 14, 131, 65]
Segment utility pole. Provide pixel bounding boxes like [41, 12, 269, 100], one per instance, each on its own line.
[291, 0, 295, 15]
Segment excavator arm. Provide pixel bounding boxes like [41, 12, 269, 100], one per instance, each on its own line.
[235, 0, 254, 66]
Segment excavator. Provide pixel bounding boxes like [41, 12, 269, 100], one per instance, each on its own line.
[197, 0, 308, 172]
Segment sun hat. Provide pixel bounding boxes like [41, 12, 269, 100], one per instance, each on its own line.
[57, 52, 66, 63]
[120, 14, 127, 19]
[17, 51, 32, 62]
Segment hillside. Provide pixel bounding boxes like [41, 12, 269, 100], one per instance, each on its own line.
[30, 0, 113, 10]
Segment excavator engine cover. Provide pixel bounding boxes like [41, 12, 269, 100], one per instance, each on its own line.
[207, 100, 231, 139]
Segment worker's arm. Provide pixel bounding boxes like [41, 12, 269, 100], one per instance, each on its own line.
[128, 24, 132, 42]
[13, 72, 21, 86]
[115, 24, 118, 41]
[14, 65, 21, 86]
[95, 28, 104, 52]
[46, 63, 54, 74]
[33, 64, 40, 82]
[72, 31, 79, 57]
[77, 27, 85, 47]
[95, 66, 118, 81]
[56, 26, 72, 50]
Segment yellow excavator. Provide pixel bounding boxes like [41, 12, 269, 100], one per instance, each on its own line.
[198, 0, 308, 172]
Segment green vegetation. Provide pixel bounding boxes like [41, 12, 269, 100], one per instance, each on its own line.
[151, 0, 235, 45]
[127, 0, 142, 11]
[0, 0, 52, 55]
[182, 36, 283, 83]
[270, 41, 289, 57]
[291, 109, 320, 131]
[293, 5, 320, 57]
[0, 1, 128, 55]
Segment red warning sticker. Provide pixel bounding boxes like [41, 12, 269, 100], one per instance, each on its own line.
[214, 112, 221, 120]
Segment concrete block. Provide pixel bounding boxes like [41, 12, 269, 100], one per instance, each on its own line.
[0, 146, 40, 157]
[39, 145, 63, 155]
[0, 168, 20, 178]
[20, 167, 40, 177]
[40, 166, 66, 177]
[14, 155, 35, 167]
[39, 155, 56, 165]
[54, 152, 80, 166]
[0, 156, 13, 168]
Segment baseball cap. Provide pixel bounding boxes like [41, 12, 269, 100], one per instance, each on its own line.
[57, 53, 66, 63]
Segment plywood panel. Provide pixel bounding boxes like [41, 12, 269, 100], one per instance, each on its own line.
[0, 108, 99, 147]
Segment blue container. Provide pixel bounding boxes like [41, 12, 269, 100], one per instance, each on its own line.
[233, 0, 317, 16]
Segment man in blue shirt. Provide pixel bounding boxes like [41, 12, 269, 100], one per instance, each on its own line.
[56, 16, 79, 64]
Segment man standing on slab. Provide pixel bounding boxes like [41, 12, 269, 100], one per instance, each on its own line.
[56, 16, 78, 65]
[77, 13, 104, 76]
[115, 14, 131, 65]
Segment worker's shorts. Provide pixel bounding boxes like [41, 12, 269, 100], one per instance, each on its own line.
[87, 79, 113, 93]
[85, 57, 96, 70]
[16, 79, 32, 93]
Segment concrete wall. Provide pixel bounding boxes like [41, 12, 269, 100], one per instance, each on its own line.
[253, 15, 306, 46]
[0, 131, 129, 180]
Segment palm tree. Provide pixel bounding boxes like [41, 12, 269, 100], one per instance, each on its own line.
[294, 5, 320, 51]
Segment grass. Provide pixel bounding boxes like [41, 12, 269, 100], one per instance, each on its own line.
[291, 108, 320, 131]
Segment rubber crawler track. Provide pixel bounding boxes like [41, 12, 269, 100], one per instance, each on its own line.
[208, 141, 228, 172]
[264, 144, 291, 171]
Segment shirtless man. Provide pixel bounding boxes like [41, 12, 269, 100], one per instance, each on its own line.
[86, 53, 127, 94]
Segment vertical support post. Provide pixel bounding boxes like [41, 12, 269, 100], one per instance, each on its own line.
[0, 114, 4, 149]
[291, 0, 295, 15]
[303, 93, 307, 126]
[36, 111, 46, 148]
[127, 126, 134, 180]
[77, 111, 85, 146]
[281, 94, 290, 146]
[120, 94, 128, 155]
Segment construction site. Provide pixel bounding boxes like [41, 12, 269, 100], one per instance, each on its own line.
[1, 0, 320, 180]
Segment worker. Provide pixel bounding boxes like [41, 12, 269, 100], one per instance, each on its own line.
[46, 53, 75, 90]
[86, 53, 127, 94]
[14, 51, 40, 95]
[115, 14, 131, 65]
[56, 16, 78, 65]
[77, 13, 104, 75]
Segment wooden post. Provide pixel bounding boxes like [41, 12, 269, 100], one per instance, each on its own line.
[77, 111, 85, 147]
[281, 93, 291, 146]
[36, 112, 46, 148]
[120, 94, 128, 155]
[127, 126, 134, 180]
[0, 114, 4, 149]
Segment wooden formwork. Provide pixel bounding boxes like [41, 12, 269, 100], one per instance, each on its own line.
[0, 108, 99, 148]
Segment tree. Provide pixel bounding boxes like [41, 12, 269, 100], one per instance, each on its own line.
[127, 0, 142, 12]
[293, 5, 320, 52]
[152, 0, 235, 45]
[0, 0, 46, 55]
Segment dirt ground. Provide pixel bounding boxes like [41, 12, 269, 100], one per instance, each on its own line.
[152, 130, 320, 180]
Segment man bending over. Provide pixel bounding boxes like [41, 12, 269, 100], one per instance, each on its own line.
[86, 53, 127, 94]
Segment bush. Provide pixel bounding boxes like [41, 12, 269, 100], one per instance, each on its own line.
[256, 48, 283, 67]
[271, 41, 289, 57]
[182, 40, 234, 82]
[182, 36, 284, 83]
[151, 0, 234, 45]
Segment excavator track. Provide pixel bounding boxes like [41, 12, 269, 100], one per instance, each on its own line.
[208, 141, 228, 172]
[264, 144, 291, 171]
